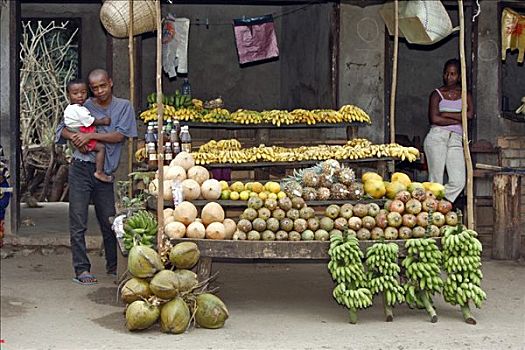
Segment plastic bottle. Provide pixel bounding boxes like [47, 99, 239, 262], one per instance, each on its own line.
[165, 142, 173, 164]
[181, 78, 192, 97]
[147, 142, 157, 170]
[180, 125, 192, 153]
[145, 125, 155, 144]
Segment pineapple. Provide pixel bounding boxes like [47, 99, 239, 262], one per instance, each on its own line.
[302, 187, 317, 201]
[330, 183, 348, 200]
[316, 187, 331, 201]
[338, 167, 356, 186]
[318, 173, 334, 188]
[302, 170, 320, 188]
[347, 182, 364, 200]
[321, 159, 341, 176]
[282, 180, 303, 198]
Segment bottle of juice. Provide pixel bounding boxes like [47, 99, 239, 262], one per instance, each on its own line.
[180, 125, 192, 153]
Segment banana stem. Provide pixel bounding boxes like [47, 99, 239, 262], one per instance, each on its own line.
[383, 294, 394, 322]
[420, 291, 438, 323]
[349, 308, 358, 324]
[461, 303, 477, 325]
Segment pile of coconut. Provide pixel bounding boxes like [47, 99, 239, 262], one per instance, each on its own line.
[148, 152, 222, 202]
[164, 201, 236, 240]
[121, 242, 229, 333]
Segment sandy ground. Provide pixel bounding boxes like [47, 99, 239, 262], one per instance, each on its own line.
[1, 251, 524, 350]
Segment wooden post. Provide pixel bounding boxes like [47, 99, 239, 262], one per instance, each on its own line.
[155, 0, 165, 252]
[458, 0, 474, 229]
[492, 173, 522, 260]
[389, 0, 399, 144]
[127, 0, 135, 198]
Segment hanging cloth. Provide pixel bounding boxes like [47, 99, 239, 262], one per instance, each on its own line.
[162, 15, 190, 78]
[502, 8, 525, 64]
[233, 15, 279, 65]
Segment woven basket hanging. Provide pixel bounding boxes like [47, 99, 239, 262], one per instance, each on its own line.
[100, 0, 157, 38]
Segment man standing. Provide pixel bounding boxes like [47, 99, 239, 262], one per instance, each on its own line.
[56, 69, 137, 285]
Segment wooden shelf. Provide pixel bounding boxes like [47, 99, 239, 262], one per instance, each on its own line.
[169, 237, 442, 260]
[182, 121, 368, 130]
[501, 111, 525, 123]
[148, 197, 386, 210]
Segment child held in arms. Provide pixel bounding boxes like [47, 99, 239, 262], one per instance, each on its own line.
[64, 79, 113, 182]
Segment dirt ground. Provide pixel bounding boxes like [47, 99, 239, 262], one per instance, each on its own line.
[1, 251, 524, 350]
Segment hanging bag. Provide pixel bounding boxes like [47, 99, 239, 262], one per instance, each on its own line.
[233, 15, 279, 65]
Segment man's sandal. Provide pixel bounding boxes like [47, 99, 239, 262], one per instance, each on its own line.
[72, 273, 98, 285]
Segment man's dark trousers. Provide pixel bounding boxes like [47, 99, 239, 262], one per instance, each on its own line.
[69, 159, 117, 276]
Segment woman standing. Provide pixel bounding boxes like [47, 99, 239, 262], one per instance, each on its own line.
[423, 59, 473, 204]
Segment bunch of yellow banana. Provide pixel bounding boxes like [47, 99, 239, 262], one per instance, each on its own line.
[134, 147, 148, 162]
[192, 98, 204, 111]
[339, 105, 372, 124]
[230, 109, 263, 124]
[138, 104, 178, 122]
[173, 108, 202, 121]
[192, 139, 421, 165]
[290, 109, 317, 125]
[311, 109, 343, 123]
[260, 110, 295, 126]
[200, 108, 231, 123]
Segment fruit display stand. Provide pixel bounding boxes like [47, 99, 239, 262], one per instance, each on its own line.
[169, 237, 442, 287]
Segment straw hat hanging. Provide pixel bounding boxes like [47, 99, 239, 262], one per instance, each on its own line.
[100, 0, 157, 38]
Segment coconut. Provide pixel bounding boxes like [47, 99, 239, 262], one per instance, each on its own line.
[222, 219, 237, 240]
[206, 222, 226, 240]
[236, 219, 252, 233]
[165, 165, 187, 182]
[201, 179, 222, 200]
[195, 293, 229, 329]
[261, 230, 276, 241]
[128, 245, 164, 278]
[125, 300, 160, 331]
[120, 278, 152, 304]
[266, 218, 280, 232]
[201, 202, 225, 226]
[186, 221, 206, 239]
[288, 231, 301, 241]
[165, 221, 186, 239]
[150, 269, 198, 300]
[301, 230, 315, 240]
[187, 165, 210, 185]
[160, 297, 191, 334]
[314, 229, 329, 241]
[173, 201, 198, 226]
[171, 151, 195, 170]
[275, 230, 289, 241]
[181, 179, 201, 200]
[247, 230, 261, 241]
[169, 242, 200, 269]
[252, 218, 267, 232]
[233, 230, 247, 240]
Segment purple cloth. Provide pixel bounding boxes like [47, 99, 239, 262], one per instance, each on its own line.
[434, 89, 463, 135]
[233, 15, 279, 65]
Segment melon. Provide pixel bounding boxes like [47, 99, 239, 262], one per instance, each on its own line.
[201, 179, 222, 200]
[165, 165, 187, 182]
[173, 201, 198, 226]
[171, 152, 195, 170]
[164, 216, 175, 225]
[186, 221, 206, 239]
[187, 166, 210, 185]
[205, 222, 226, 240]
[222, 219, 237, 240]
[155, 166, 170, 179]
[161, 181, 173, 201]
[165, 221, 186, 239]
[148, 179, 159, 195]
[163, 208, 174, 218]
[181, 179, 201, 201]
[201, 202, 225, 226]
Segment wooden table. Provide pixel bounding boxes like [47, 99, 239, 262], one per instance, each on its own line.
[169, 238, 442, 288]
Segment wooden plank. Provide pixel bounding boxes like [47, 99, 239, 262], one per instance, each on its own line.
[196, 257, 212, 291]
[492, 174, 522, 260]
[148, 197, 386, 210]
[169, 238, 441, 260]
[182, 121, 368, 130]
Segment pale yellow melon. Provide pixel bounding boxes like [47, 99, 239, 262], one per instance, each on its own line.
[201, 179, 222, 200]
[173, 201, 198, 226]
[165, 221, 186, 239]
[181, 179, 201, 201]
[165, 165, 187, 182]
[205, 222, 226, 240]
[201, 202, 225, 226]
[186, 221, 206, 239]
[187, 166, 210, 185]
[222, 219, 237, 240]
[171, 152, 195, 171]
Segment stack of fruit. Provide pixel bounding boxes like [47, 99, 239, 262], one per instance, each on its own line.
[122, 242, 229, 333]
[163, 201, 237, 241]
[138, 92, 200, 123]
[219, 181, 285, 201]
[234, 196, 330, 241]
[192, 139, 420, 165]
[281, 159, 362, 201]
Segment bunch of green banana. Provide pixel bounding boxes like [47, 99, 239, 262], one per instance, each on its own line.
[366, 242, 405, 319]
[174, 94, 193, 109]
[328, 234, 372, 324]
[200, 108, 231, 123]
[123, 210, 158, 250]
[442, 224, 486, 323]
[402, 238, 443, 322]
